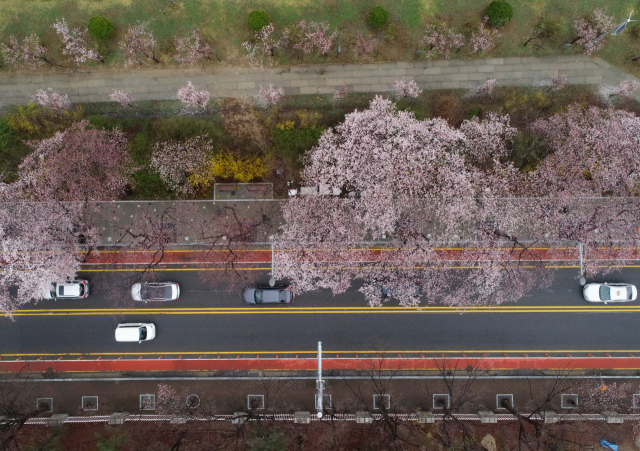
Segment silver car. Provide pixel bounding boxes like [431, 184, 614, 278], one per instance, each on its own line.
[44, 280, 89, 299]
[243, 286, 293, 304]
[583, 283, 637, 303]
[131, 282, 180, 302]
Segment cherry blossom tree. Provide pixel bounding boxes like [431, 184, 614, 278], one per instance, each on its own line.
[333, 84, 348, 101]
[470, 78, 496, 97]
[292, 20, 337, 56]
[177, 81, 210, 110]
[570, 8, 615, 55]
[120, 21, 159, 66]
[577, 378, 633, 413]
[352, 33, 378, 60]
[392, 78, 422, 99]
[109, 89, 134, 107]
[470, 17, 501, 54]
[0, 34, 60, 68]
[52, 18, 103, 64]
[32, 88, 69, 110]
[0, 201, 98, 314]
[242, 24, 289, 70]
[16, 120, 130, 201]
[173, 30, 214, 65]
[150, 135, 213, 194]
[258, 84, 284, 106]
[421, 22, 464, 60]
[598, 79, 640, 102]
[542, 74, 567, 92]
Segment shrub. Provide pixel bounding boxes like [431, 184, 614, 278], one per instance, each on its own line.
[248, 10, 270, 32]
[509, 131, 552, 172]
[465, 105, 484, 120]
[0, 118, 32, 182]
[5, 103, 84, 137]
[131, 169, 175, 200]
[383, 23, 398, 42]
[271, 127, 323, 165]
[88, 16, 115, 40]
[295, 110, 322, 128]
[485, 1, 513, 28]
[206, 151, 267, 182]
[434, 94, 463, 126]
[368, 6, 389, 29]
[219, 97, 268, 149]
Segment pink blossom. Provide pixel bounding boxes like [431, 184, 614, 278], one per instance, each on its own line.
[177, 81, 210, 109]
[550, 74, 568, 91]
[109, 89, 134, 107]
[150, 136, 213, 194]
[293, 20, 337, 55]
[573, 8, 615, 55]
[333, 84, 348, 101]
[119, 22, 159, 67]
[472, 78, 497, 96]
[174, 30, 212, 65]
[421, 22, 464, 60]
[0, 34, 55, 69]
[470, 17, 501, 53]
[32, 87, 69, 110]
[156, 384, 181, 414]
[392, 78, 422, 98]
[18, 120, 130, 201]
[352, 33, 378, 60]
[242, 24, 289, 70]
[258, 84, 284, 106]
[578, 378, 633, 413]
[52, 18, 103, 64]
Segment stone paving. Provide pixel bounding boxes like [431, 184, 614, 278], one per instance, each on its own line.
[0, 55, 639, 105]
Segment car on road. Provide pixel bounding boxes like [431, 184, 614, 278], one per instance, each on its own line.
[243, 286, 293, 304]
[583, 282, 637, 303]
[131, 282, 180, 302]
[44, 280, 89, 300]
[115, 323, 156, 342]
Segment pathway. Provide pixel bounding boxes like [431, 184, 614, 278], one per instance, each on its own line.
[0, 56, 638, 106]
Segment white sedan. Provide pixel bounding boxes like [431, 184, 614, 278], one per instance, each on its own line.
[131, 282, 180, 302]
[583, 283, 637, 303]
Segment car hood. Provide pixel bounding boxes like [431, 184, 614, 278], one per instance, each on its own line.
[583, 284, 601, 302]
[243, 289, 256, 304]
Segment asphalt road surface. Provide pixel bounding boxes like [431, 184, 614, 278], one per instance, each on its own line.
[2, 267, 639, 357]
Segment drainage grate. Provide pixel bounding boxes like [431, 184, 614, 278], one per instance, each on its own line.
[497, 394, 514, 410]
[247, 395, 265, 410]
[140, 394, 156, 410]
[82, 396, 99, 411]
[373, 394, 391, 410]
[433, 394, 450, 410]
[561, 394, 579, 409]
[37, 398, 53, 413]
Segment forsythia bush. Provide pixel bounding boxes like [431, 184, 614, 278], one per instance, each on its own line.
[191, 152, 267, 185]
[295, 110, 322, 129]
[5, 103, 84, 137]
[276, 121, 295, 130]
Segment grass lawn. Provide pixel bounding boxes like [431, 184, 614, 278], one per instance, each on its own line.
[1, 0, 640, 76]
[1, 85, 634, 200]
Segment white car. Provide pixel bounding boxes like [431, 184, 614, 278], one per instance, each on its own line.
[131, 282, 180, 302]
[43, 280, 89, 300]
[583, 283, 637, 303]
[115, 323, 156, 342]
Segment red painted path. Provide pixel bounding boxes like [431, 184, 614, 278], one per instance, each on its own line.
[3, 357, 640, 373]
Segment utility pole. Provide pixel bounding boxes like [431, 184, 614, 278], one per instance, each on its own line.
[316, 341, 324, 418]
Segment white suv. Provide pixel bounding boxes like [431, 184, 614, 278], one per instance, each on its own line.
[44, 280, 89, 300]
[115, 323, 156, 343]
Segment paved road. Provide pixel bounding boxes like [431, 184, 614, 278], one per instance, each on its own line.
[2, 268, 639, 358]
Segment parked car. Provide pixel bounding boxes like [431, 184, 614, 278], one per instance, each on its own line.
[243, 286, 293, 304]
[115, 323, 156, 342]
[583, 283, 637, 303]
[381, 284, 420, 299]
[131, 282, 180, 302]
[43, 280, 89, 300]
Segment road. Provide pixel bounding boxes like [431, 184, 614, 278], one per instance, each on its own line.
[2, 267, 640, 358]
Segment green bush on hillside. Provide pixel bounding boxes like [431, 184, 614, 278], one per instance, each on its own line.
[485, 1, 513, 28]
[88, 16, 115, 40]
[368, 6, 389, 29]
[247, 10, 270, 31]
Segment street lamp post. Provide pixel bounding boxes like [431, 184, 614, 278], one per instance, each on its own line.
[316, 341, 324, 419]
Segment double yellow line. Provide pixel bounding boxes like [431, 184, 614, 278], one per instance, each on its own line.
[9, 305, 640, 316]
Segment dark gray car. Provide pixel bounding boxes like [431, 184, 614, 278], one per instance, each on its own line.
[243, 286, 293, 304]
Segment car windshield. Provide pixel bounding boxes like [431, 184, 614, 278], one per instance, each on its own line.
[628, 287, 634, 300]
[58, 286, 65, 296]
[78, 285, 84, 296]
[599, 285, 611, 301]
[139, 327, 147, 340]
[255, 289, 263, 304]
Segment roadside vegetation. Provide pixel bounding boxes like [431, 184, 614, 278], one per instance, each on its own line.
[0, 0, 639, 77]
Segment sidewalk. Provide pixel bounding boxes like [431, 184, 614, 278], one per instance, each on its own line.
[0, 56, 638, 106]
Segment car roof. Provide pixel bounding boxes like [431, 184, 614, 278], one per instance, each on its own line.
[59, 283, 81, 296]
[115, 327, 141, 341]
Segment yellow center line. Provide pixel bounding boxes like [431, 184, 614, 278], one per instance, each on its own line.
[8, 305, 640, 316]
